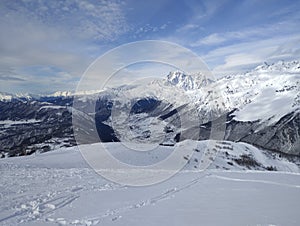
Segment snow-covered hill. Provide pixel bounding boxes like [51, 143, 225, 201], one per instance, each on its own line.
[1, 140, 299, 225]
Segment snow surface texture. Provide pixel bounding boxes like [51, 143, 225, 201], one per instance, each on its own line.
[1, 140, 299, 226]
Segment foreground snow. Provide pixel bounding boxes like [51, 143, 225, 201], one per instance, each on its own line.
[1, 142, 300, 226]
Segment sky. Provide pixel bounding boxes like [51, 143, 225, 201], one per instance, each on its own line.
[0, 0, 300, 94]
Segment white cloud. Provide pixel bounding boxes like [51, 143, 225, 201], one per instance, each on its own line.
[0, 0, 130, 93]
[0, 17, 88, 74]
[212, 53, 263, 75]
[193, 33, 227, 46]
[176, 24, 200, 33]
[2, 0, 129, 41]
[192, 19, 300, 47]
[175, 0, 226, 35]
[76, 41, 212, 91]
[206, 34, 300, 76]
[133, 23, 169, 39]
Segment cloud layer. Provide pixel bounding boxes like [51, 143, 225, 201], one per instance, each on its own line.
[0, 0, 129, 93]
[0, 0, 299, 93]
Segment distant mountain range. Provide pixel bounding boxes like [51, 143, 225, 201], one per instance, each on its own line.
[0, 60, 299, 158]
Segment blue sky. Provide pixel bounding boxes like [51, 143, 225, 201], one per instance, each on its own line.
[0, 0, 300, 94]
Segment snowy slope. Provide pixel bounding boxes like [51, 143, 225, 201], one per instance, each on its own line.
[184, 60, 300, 124]
[0, 141, 299, 226]
[226, 61, 300, 124]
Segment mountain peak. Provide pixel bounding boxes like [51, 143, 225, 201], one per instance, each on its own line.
[166, 70, 212, 91]
[0, 92, 33, 102]
[254, 60, 300, 73]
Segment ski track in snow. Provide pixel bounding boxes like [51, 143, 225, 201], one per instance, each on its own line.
[209, 174, 300, 189]
[0, 165, 127, 226]
[1, 141, 299, 226]
[71, 172, 300, 225]
[1, 164, 300, 226]
[65, 173, 209, 225]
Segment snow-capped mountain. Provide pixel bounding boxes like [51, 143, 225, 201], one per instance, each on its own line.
[0, 89, 103, 102]
[0, 92, 33, 102]
[49, 89, 102, 97]
[176, 60, 300, 124]
[1, 60, 299, 157]
[181, 60, 299, 155]
[165, 70, 213, 91]
[219, 60, 300, 122]
[255, 60, 300, 73]
[88, 60, 300, 155]
[0, 92, 13, 101]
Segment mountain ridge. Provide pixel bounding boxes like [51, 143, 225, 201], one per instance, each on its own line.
[1, 60, 299, 157]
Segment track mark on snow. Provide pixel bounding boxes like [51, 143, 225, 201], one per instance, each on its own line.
[210, 175, 300, 188]
[67, 173, 210, 225]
